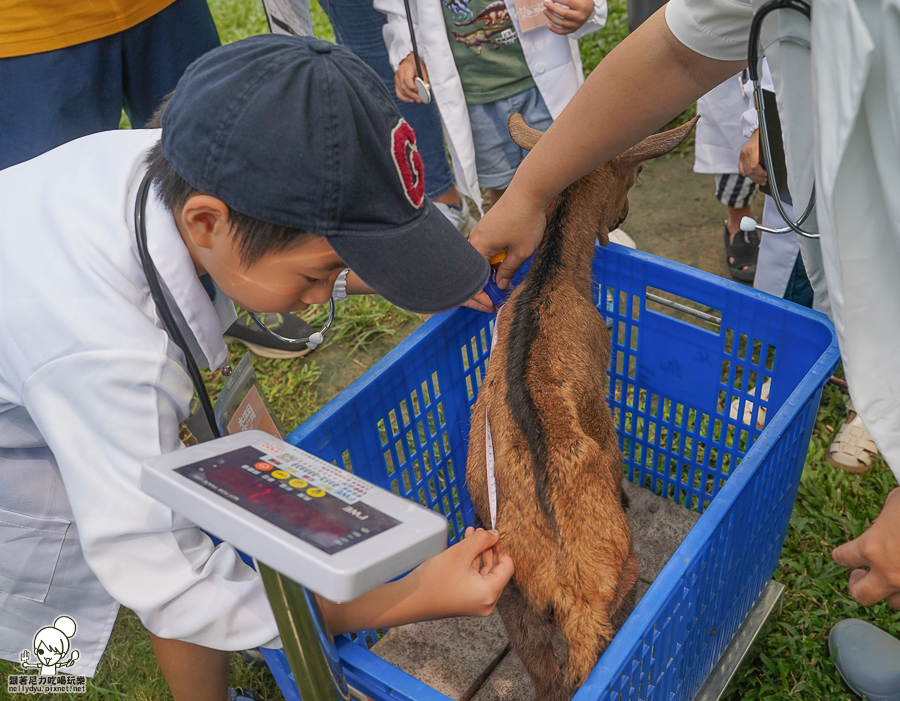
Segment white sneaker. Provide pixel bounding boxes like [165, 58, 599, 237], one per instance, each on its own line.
[435, 201, 477, 237]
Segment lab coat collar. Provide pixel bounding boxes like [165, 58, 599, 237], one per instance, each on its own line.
[126, 170, 234, 371]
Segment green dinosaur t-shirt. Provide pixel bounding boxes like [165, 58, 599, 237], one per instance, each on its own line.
[441, 0, 536, 105]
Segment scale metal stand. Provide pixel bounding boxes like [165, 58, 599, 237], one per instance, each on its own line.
[142, 430, 449, 701]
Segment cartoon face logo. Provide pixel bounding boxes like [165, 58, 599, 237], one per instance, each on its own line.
[20, 615, 80, 676]
[390, 120, 425, 209]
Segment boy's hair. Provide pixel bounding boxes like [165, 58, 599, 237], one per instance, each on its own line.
[144, 94, 313, 267]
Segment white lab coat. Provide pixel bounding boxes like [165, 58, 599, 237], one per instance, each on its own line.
[666, 0, 900, 483]
[0, 130, 279, 676]
[375, 0, 607, 206]
[694, 73, 752, 175]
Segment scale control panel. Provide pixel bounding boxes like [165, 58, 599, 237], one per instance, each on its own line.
[141, 430, 448, 600]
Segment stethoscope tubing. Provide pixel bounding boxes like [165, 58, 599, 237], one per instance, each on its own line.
[135, 173, 223, 437]
[747, 0, 819, 239]
[135, 172, 336, 437]
[403, 0, 433, 103]
[247, 299, 335, 345]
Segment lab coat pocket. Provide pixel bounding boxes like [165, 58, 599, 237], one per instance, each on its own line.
[0, 508, 70, 602]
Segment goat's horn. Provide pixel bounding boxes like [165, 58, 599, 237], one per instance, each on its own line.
[615, 116, 700, 170]
[508, 113, 543, 152]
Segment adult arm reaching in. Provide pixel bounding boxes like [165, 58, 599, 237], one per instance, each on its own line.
[467, 7, 746, 291]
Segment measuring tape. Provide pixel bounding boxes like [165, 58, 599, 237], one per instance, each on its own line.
[484, 305, 502, 530]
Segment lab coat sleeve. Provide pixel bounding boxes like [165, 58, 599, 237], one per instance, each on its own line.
[568, 0, 609, 41]
[22, 350, 280, 650]
[374, 0, 414, 72]
[665, 0, 752, 62]
[741, 59, 773, 137]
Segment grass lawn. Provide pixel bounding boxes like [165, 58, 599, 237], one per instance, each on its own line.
[1, 2, 897, 699]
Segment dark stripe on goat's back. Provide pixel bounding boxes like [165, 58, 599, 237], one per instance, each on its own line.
[503, 190, 572, 528]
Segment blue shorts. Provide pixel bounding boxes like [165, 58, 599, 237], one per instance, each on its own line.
[0, 0, 220, 170]
[467, 86, 553, 191]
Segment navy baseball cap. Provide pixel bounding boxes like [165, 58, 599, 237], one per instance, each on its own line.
[161, 34, 488, 314]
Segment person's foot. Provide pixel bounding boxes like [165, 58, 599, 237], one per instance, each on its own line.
[224, 308, 317, 359]
[229, 687, 264, 701]
[435, 200, 477, 237]
[829, 619, 900, 700]
[239, 648, 266, 668]
[723, 222, 759, 283]
[827, 398, 880, 473]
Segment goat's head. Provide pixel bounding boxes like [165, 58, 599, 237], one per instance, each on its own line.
[508, 114, 699, 245]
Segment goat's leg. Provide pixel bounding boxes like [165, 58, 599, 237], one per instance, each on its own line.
[558, 597, 616, 694]
[497, 580, 567, 701]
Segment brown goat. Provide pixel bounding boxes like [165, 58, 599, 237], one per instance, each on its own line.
[466, 114, 698, 701]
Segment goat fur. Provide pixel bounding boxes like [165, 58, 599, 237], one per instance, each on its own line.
[465, 114, 699, 701]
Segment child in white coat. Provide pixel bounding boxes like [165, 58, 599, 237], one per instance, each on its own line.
[377, 0, 606, 208]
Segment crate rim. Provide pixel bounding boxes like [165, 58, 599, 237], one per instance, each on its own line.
[288, 245, 839, 449]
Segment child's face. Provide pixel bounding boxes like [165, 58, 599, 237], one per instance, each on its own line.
[177, 195, 347, 313]
[209, 234, 346, 314]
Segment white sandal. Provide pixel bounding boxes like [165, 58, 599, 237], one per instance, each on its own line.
[827, 399, 879, 474]
[729, 379, 770, 429]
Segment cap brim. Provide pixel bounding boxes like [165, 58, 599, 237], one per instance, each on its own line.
[327, 203, 490, 314]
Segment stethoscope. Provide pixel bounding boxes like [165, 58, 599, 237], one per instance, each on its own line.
[740, 0, 820, 239]
[134, 172, 335, 438]
[403, 0, 432, 104]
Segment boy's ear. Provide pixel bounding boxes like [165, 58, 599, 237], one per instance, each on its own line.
[178, 195, 232, 249]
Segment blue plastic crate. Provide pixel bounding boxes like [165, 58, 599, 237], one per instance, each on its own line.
[269, 243, 839, 701]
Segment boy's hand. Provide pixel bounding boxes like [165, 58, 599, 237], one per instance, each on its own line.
[739, 129, 768, 186]
[396, 53, 430, 103]
[414, 527, 514, 617]
[543, 0, 594, 34]
[832, 488, 900, 608]
[461, 290, 497, 314]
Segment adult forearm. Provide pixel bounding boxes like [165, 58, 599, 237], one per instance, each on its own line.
[509, 8, 746, 208]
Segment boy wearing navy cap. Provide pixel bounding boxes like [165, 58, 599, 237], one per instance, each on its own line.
[0, 35, 509, 701]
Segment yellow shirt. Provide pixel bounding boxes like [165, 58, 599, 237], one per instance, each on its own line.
[0, 0, 178, 58]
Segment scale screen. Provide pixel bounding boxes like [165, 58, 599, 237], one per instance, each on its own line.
[176, 445, 400, 555]
[141, 430, 448, 600]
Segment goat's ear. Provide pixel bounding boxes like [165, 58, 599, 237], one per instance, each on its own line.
[508, 113, 543, 151]
[614, 116, 699, 171]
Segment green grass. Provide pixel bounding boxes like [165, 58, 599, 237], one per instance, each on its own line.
[722, 381, 900, 700]
[4, 3, 897, 700]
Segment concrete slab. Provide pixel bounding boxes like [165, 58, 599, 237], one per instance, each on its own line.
[623, 478, 701, 585]
[370, 480, 702, 701]
[370, 613, 509, 700]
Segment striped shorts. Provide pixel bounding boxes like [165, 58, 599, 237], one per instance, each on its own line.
[715, 173, 758, 209]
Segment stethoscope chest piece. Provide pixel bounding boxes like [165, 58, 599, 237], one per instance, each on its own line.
[414, 77, 432, 105]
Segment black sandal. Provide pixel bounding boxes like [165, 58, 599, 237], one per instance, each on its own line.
[724, 223, 759, 282]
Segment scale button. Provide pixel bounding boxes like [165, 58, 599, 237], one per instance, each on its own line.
[289, 478, 308, 489]
[254, 462, 274, 471]
[272, 470, 290, 479]
[307, 488, 326, 497]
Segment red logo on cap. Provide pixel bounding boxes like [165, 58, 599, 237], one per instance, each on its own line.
[391, 120, 425, 209]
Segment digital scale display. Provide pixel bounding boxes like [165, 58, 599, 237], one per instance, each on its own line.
[176, 445, 400, 554]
